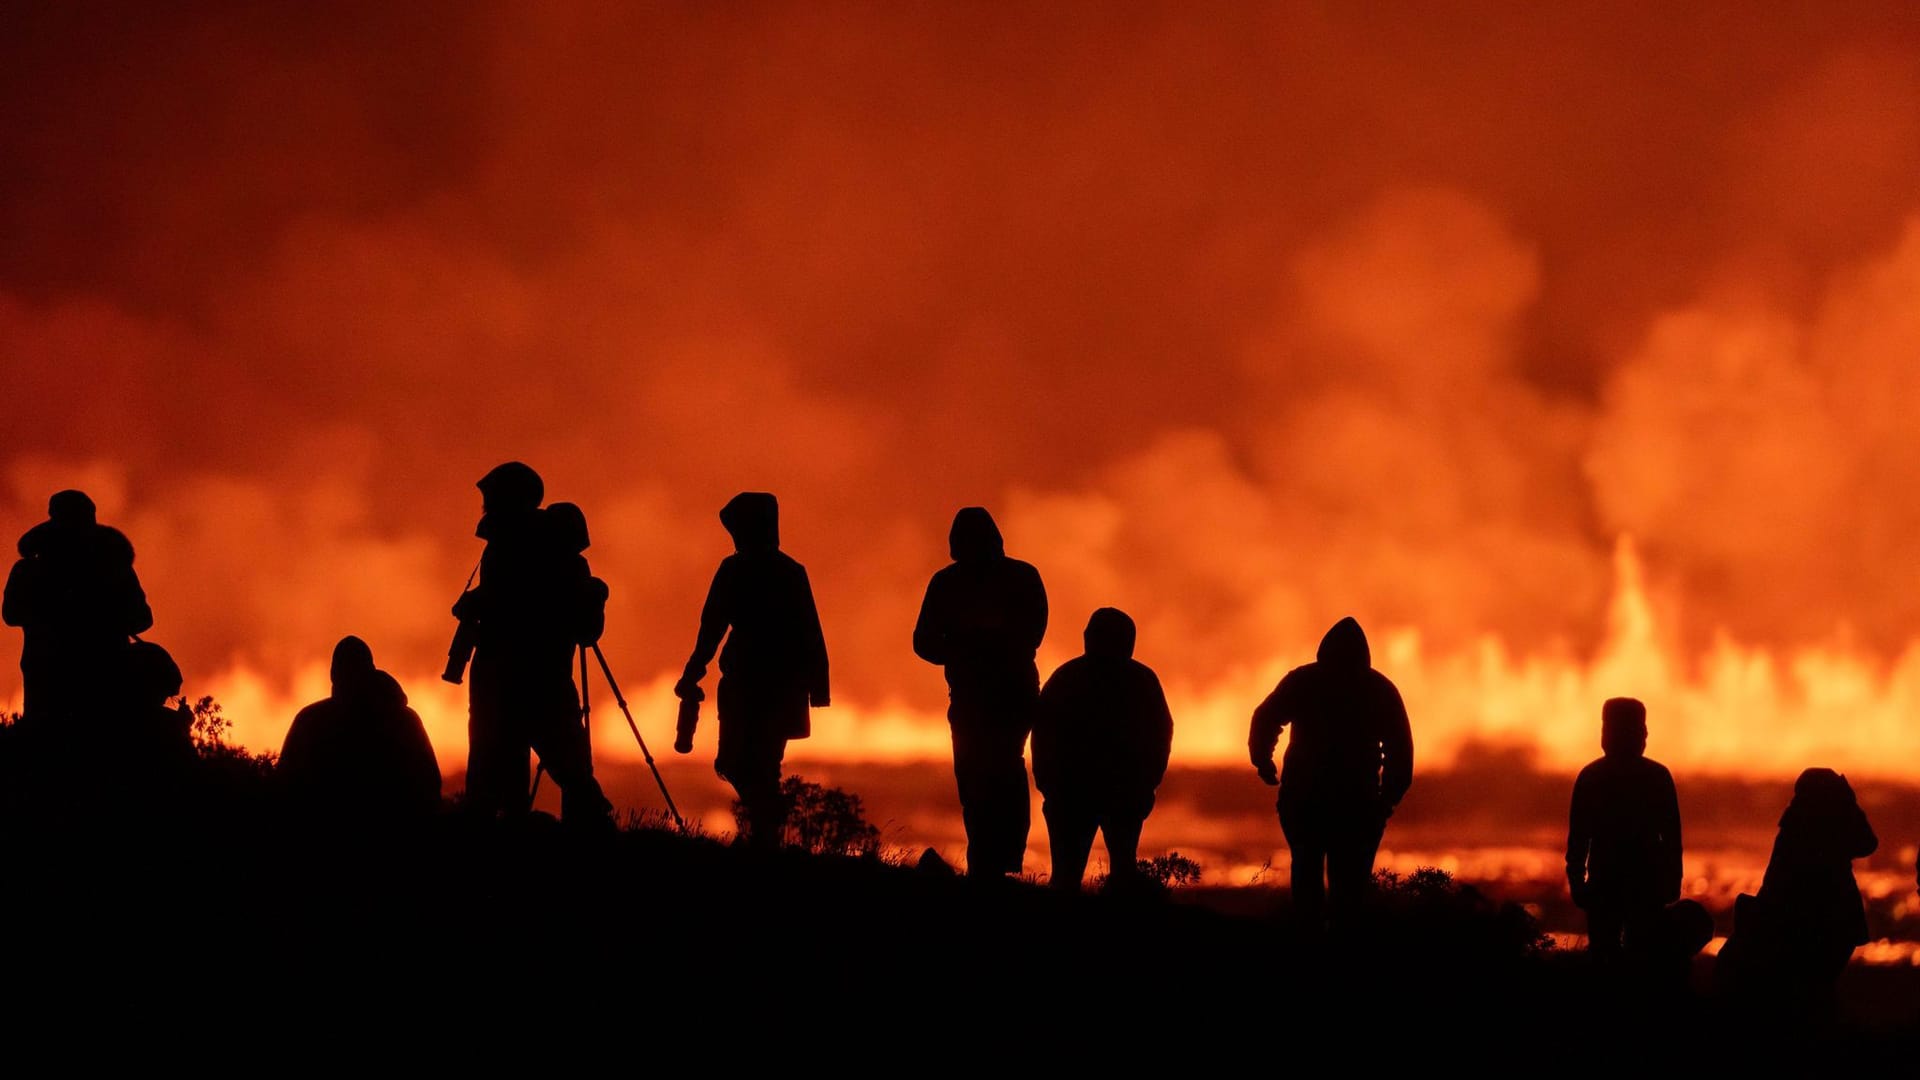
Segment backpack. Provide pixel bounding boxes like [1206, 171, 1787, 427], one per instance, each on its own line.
[574, 575, 610, 646]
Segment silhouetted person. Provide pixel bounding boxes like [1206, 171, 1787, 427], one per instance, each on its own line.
[118, 638, 195, 772]
[1565, 697, 1683, 962]
[3, 491, 152, 729]
[1249, 617, 1413, 931]
[280, 636, 440, 827]
[1032, 608, 1172, 891]
[453, 463, 611, 824]
[673, 493, 829, 849]
[914, 507, 1047, 876]
[1717, 768, 1878, 1015]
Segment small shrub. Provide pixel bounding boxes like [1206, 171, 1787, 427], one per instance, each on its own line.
[732, 776, 881, 857]
[1369, 866, 1552, 959]
[1137, 851, 1204, 888]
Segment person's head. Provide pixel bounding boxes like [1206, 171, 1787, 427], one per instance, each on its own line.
[330, 635, 377, 696]
[47, 490, 97, 527]
[1789, 767, 1855, 813]
[125, 640, 183, 708]
[476, 462, 544, 515]
[720, 492, 779, 553]
[1083, 607, 1136, 660]
[1315, 617, 1370, 668]
[948, 507, 1004, 562]
[545, 501, 590, 553]
[1600, 697, 1648, 758]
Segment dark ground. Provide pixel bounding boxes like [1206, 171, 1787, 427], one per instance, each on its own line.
[2, 807, 1915, 1064]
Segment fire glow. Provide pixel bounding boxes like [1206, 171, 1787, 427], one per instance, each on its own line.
[7, 7, 1920, 798]
[102, 538, 1920, 782]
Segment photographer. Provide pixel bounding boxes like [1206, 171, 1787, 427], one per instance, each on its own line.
[450, 462, 611, 826]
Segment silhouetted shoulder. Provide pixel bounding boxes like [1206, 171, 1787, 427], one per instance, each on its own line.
[287, 701, 328, 731]
[98, 525, 136, 562]
[1041, 655, 1093, 686]
[925, 560, 965, 585]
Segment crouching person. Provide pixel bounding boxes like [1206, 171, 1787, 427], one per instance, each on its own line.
[279, 636, 441, 831]
[1033, 608, 1173, 890]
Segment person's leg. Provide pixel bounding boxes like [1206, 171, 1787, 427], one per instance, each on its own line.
[1280, 802, 1328, 930]
[1586, 906, 1625, 959]
[985, 719, 1032, 875]
[1043, 800, 1098, 890]
[526, 671, 609, 824]
[1099, 799, 1149, 884]
[738, 736, 789, 850]
[1326, 807, 1386, 932]
[464, 661, 527, 818]
[949, 715, 993, 873]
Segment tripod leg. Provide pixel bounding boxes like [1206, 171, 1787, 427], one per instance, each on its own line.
[579, 644, 592, 753]
[589, 643, 685, 830]
[527, 764, 544, 809]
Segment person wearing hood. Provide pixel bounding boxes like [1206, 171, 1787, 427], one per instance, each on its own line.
[674, 492, 829, 849]
[1248, 616, 1413, 930]
[452, 463, 612, 825]
[3, 490, 153, 729]
[1716, 768, 1878, 1014]
[1032, 608, 1173, 890]
[913, 507, 1048, 876]
[1565, 697, 1684, 962]
[280, 636, 441, 826]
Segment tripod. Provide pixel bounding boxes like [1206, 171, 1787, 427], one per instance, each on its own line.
[528, 642, 684, 829]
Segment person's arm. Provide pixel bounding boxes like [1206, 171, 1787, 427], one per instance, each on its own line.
[1847, 803, 1878, 860]
[799, 567, 830, 707]
[1031, 672, 1062, 798]
[1566, 773, 1591, 904]
[677, 562, 732, 698]
[1379, 680, 1414, 809]
[118, 562, 154, 637]
[403, 708, 442, 806]
[2, 559, 33, 628]
[1661, 767, 1684, 903]
[1146, 670, 1174, 791]
[1018, 564, 1048, 656]
[911, 575, 948, 666]
[278, 710, 316, 783]
[1248, 675, 1293, 785]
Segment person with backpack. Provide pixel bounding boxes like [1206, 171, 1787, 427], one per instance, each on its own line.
[4, 490, 153, 731]
[673, 492, 829, 850]
[1716, 768, 1878, 1016]
[450, 463, 612, 825]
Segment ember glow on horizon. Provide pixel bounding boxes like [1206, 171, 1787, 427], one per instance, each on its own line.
[7, 4, 1920, 784]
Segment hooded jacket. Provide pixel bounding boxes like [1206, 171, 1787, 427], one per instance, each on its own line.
[1032, 608, 1173, 805]
[680, 493, 830, 732]
[1248, 617, 1414, 809]
[4, 518, 153, 646]
[1754, 769, 1878, 951]
[280, 651, 441, 822]
[912, 508, 1048, 694]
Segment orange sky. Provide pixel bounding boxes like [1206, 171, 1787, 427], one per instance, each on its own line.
[6, 3, 1920, 778]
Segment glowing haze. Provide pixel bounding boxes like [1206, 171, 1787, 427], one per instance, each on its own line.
[6, 3, 1920, 780]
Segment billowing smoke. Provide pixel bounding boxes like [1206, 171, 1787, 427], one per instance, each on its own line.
[6, 4, 1920, 776]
